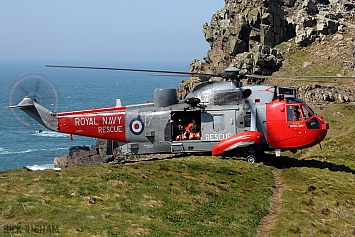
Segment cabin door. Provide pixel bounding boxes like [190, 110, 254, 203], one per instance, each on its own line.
[201, 110, 236, 142]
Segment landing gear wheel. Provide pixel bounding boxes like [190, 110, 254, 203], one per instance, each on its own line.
[246, 155, 256, 163]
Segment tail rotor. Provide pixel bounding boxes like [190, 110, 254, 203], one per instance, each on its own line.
[8, 73, 59, 127]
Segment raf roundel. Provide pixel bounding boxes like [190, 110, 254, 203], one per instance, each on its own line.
[130, 118, 145, 135]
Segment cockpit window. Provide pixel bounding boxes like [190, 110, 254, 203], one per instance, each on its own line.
[287, 105, 302, 122]
[287, 104, 316, 122]
[301, 105, 314, 120]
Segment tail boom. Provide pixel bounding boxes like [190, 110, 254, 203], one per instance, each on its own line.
[57, 107, 126, 142]
[12, 97, 128, 142]
[13, 97, 58, 131]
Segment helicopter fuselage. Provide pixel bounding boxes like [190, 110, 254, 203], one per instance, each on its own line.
[16, 81, 328, 161]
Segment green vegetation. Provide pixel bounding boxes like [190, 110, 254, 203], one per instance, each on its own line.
[2, 106, 355, 236]
[0, 157, 274, 236]
[2, 104, 355, 237]
[266, 40, 355, 237]
[274, 39, 348, 77]
[267, 103, 355, 237]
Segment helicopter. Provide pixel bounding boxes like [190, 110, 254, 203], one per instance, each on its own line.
[8, 65, 337, 163]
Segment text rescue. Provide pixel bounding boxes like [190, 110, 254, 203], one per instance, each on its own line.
[74, 116, 123, 133]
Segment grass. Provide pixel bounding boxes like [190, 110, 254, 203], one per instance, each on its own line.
[0, 156, 274, 236]
[1, 108, 355, 237]
[2, 104, 354, 237]
[266, 103, 355, 237]
[261, 34, 355, 236]
[274, 39, 349, 77]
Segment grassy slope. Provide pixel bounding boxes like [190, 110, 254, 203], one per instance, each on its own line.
[2, 104, 354, 237]
[266, 35, 355, 236]
[0, 157, 274, 236]
[268, 104, 355, 236]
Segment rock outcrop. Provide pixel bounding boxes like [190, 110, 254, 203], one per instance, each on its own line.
[287, 0, 355, 47]
[54, 139, 175, 168]
[201, 0, 288, 72]
[297, 83, 355, 104]
[176, 0, 355, 99]
[54, 140, 121, 168]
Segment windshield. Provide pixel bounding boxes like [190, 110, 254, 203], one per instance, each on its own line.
[287, 104, 315, 122]
[301, 105, 314, 120]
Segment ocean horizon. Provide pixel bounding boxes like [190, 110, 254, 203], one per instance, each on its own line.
[0, 61, 189, 171]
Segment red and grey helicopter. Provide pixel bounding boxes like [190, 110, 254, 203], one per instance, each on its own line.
[9, 65, 334, 163]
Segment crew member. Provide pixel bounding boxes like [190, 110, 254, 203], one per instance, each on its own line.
[187, 118, 200, 140]
[293, 106, 302, 121]
[175, 119, 187, 140]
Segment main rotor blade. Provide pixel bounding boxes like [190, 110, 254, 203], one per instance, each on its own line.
[46, 65, 220, 77]
[246, 74, 355, 79]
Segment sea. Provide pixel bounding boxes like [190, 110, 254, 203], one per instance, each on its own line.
[0, 61, 188, 171]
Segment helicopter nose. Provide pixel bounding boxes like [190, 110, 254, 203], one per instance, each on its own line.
[321, 122, 329, 131]
[316, 118, 328, 143]
[318, 115, 329, 132]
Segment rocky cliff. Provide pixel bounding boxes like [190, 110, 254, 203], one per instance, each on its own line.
[55, 0, 355, 168]
[178, 0, 355, 100]
[200, 0, 355, 71]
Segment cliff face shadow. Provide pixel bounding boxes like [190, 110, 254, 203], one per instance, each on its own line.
[259, 153, 355, 175]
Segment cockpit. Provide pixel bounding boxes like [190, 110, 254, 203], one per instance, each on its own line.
[266, 97, 328, 151]
[286, 101, 321, 129]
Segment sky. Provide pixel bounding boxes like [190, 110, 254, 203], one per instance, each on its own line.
[0, 1, 224, 66]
